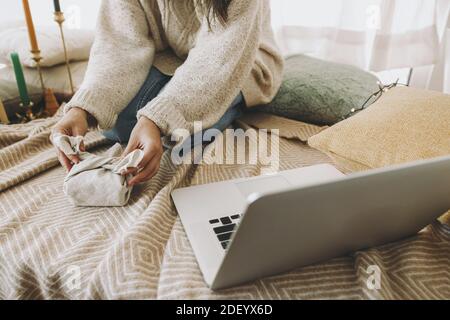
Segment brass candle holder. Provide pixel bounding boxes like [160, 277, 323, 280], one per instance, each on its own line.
[54, 10, 74, 95]
[17, 101, 36, 123]
[30, 49, 60, 117]
[31, 49, 45, 93]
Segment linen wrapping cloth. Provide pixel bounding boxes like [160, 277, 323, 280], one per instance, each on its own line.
[52, 134, 144, 207]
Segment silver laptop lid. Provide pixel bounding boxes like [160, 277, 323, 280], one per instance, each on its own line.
[212, 156, 450, 290]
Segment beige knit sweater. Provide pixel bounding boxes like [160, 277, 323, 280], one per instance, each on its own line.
[65, 0, 284, 136]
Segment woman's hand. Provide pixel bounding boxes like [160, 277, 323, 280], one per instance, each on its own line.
[122, 116, 163, 186]
[52, 107, 90, 171]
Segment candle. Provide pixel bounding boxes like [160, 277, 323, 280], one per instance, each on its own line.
[22, 0, 39, 52]
[10, 52, 31, 106]
[0, 98, 9, 124]
[53, 0, 61, 13]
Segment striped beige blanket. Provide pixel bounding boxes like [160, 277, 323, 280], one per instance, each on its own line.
[0, 114, 448, 300]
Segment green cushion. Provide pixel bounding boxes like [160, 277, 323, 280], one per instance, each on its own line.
[258, 54, 380, 126]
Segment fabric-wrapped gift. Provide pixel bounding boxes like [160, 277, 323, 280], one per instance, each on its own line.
[52, 134, 144, 207]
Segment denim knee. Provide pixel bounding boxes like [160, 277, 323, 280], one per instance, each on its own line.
[103, 67, 171, 143]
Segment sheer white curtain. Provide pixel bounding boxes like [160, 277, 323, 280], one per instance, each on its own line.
[271, 0, 450, 78]
[428, 1, 450, 92]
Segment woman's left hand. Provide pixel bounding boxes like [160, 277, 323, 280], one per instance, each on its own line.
[122, 117, 163, 186]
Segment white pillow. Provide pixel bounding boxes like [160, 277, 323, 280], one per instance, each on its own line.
[0, 26, 94, 68]
[0, 20, 25, 32]
[0, 60, 88, 94]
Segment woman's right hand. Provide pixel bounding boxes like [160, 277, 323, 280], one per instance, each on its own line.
[52, 107, 90, 171]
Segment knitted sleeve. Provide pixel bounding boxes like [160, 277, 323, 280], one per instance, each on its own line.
[137, 0, 262, 136]
[64, 0, 156, 130]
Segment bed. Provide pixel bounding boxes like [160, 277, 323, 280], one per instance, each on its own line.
[0, 113, 448, 300]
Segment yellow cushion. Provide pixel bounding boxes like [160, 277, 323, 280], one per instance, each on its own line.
[440, 211, 450, 225]
[308, 87, 450, 173]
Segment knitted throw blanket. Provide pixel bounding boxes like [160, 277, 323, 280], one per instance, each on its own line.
[0, 114, 448, 299]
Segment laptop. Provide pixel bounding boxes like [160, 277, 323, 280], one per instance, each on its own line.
[171, 156, 450, 290]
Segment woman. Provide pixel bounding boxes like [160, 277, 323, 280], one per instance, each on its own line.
[53, 0, 283, 186]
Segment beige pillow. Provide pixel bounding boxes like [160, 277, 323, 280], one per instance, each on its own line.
[308, 87, 450, 173]
[0, 26, 94, 67]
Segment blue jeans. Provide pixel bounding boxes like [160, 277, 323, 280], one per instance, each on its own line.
[103, 66, 245, 144]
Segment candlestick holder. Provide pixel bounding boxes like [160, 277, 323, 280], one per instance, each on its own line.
[31, 49, 45, 94]
[30, 50, 60, 117]
[54, 11, 74, 94]
[17, 101, 36, 123]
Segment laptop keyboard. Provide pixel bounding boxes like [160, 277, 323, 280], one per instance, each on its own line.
[209, 214, 241, 250]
